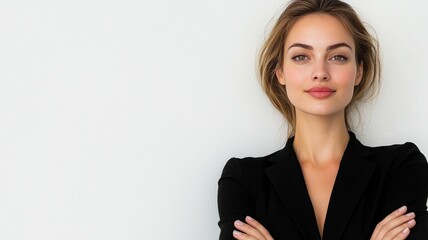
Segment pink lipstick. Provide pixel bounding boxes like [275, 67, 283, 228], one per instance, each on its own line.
[305, 87, 336, 98]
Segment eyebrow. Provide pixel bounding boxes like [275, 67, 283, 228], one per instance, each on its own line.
[288, 42, 352, 51]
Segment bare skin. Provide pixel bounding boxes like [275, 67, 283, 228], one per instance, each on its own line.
[300, 158, 340, 235]
[231, 13, 417, 240]
[278, 12, 359, 235]
[233, 207, 416, 240]
[292, 112, 351, 235]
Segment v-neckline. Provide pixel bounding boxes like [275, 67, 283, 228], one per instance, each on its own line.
[299, 159, 341, 238]
[265, 132, 376, 240]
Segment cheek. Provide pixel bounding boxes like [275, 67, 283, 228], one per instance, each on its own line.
[334, 67, 358, 88]
[333, 68, 358, 103]
[283, 66, 307, 86]
[283, 67, 307, 104]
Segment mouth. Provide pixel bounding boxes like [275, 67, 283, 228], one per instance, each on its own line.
[305, 87, 336, 98]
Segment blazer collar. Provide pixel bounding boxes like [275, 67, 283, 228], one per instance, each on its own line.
[265, 132, 375, 240]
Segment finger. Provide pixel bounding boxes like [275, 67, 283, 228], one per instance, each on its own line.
[392, 227, 410, 240]
[382, 212, 415, 235]
[385, 219, 416, 240]
[376, 213, 416, 240]
[245, 216, 274, 240]
[234, 220, 265, 239]
[378, 206, 407, 227]
[375, 213, 415, 240]
[233, 230, 257, 240]
[372, 206, 407, 239]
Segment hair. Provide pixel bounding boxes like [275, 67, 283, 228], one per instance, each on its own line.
[258, 0, 380, 136]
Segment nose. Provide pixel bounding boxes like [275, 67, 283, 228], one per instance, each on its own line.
[311, 60, 330, 81]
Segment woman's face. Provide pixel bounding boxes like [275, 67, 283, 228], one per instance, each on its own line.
[276, 13, 362, 118]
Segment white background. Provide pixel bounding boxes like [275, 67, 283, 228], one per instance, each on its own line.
[0, 0, 427, 239]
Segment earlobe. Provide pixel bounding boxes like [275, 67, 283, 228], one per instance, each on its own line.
[276, 68, 286, 85]
[355, 62, 363, 85]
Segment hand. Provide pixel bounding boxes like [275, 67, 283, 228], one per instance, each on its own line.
[370, 206, 416, 240]
[233, 216, 274, 240]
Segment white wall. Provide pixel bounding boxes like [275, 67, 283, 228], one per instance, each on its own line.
[0, 0, 427, 239]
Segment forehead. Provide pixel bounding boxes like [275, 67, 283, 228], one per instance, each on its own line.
[285, 13, 355, 50]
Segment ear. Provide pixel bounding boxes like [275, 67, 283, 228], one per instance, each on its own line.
[355, 62, 363, 86]
[276, 67, 286, 85]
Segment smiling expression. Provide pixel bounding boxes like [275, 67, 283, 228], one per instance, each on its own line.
[276, 13, 363, 118]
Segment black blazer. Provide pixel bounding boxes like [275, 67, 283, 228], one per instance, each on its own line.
[217, 132, 428, 239]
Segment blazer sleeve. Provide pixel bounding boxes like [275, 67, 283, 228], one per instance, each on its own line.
[381, 143, 428, 239]
[217, 158, 254, 240]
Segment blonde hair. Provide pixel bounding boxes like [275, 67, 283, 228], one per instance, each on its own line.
[259, 0, 380, 136]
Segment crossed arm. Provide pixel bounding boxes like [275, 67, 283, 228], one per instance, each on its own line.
[219, 145, 428, 240]
[232, 206, 416, 240]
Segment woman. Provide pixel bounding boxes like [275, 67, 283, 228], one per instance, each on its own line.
[217, 0, 428, 239]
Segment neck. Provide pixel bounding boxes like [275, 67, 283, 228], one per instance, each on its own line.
[293, 111, 350, 168]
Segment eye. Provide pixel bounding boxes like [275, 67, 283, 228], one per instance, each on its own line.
[291, 54, 309, 62]
[330, 55, 348, 62]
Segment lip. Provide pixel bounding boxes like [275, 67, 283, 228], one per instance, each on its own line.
[305, 87, 336, 98]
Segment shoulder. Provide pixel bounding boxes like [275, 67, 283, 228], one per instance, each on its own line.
[219, 148, 284, 191]
[366, 142, 428, 198]
[220, 150, 279, 179]
[367, 142, 427, 170]
[217, 150, 285, 218]
[369, 141, 423, 156]
[362, 141, 428, 228]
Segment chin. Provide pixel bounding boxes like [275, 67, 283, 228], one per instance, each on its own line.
[298, 106, 346, 117]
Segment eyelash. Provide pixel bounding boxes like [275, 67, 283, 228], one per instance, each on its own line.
[291, 54, 309, 62]
[331, 55, 348, 62]
[290, 54, 349, 62]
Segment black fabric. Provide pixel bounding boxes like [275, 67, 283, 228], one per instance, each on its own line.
[217, 132, 428, 239]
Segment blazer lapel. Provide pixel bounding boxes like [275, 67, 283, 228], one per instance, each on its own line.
[322, 133, 376, 239]
[265, 138, 321, 240]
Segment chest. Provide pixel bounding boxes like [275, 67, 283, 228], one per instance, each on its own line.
[257, 159, 382, 240]
[301, 163, 340, 235]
